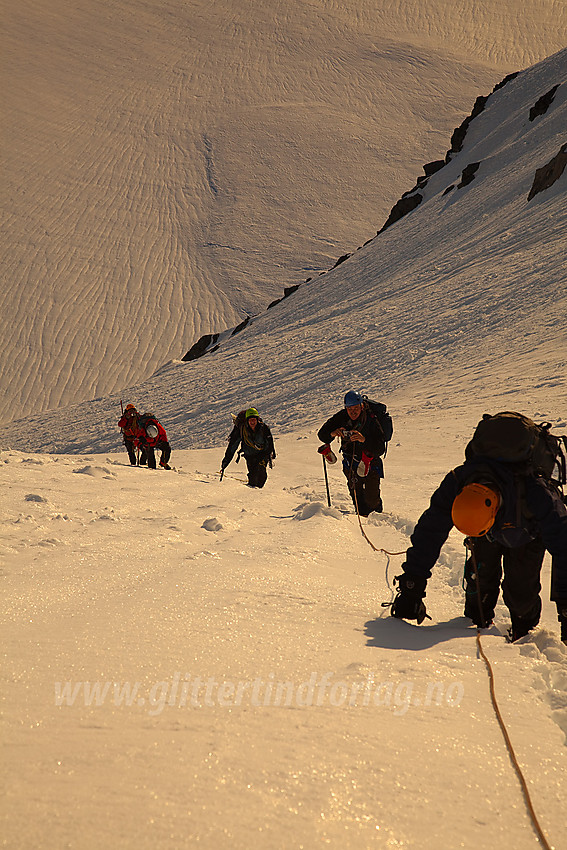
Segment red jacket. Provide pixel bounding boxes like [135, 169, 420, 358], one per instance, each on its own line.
[118, 413, 139, 438]
[139, 419, 168, 447]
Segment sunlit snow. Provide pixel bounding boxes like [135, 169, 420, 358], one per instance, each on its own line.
[2, 2, 567, 848]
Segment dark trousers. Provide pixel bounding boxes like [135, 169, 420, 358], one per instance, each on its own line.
[464, 535, 545, 631]
[246, 456, 268, 488]
[344, 467, 382, 516]
[140, 441, 171, 469]
[124, 438, 138, 465]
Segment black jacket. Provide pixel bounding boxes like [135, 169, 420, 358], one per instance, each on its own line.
[318, 408, 386, 462]
[223, 420, 275, 467]
[403, 462, 567, 600]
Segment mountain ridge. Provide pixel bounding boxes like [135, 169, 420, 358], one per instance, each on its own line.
[5, 47, 566, 455]
[3, 0, 566, 423]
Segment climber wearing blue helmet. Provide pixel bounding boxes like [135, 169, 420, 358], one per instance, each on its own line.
[317, 391, 393, 516]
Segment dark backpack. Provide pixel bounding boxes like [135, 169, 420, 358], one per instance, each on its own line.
[463, 411, 567, 546]
[465, 412, 566, 487]
[137, 413, 163, 440]
[362, 397, 394, 447]
[138, 413, 161, 429]
[231, 410, 247, 430]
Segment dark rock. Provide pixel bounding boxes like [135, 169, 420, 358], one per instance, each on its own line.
[446, 95, 489, 160]
[527, 143, 567, 201]
[457, 162, 481, 188]
[378, 193, 423, 234]
[529, 84, 560, 121]
[182, 332, 219, 362]
[443, 185, 455, 196]
[283, 284, 300, 297]
[423, 159, 446, 176]
[267, 298, 283, 309]
[332, 253, 351, 269]
[230, 315, 251, 336]
[492, 71, 519, 93]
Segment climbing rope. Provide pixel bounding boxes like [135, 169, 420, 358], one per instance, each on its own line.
[345, 456, 552, 846]
[348, 457, 405, 557]
[475, 630, 552, 849]
[467, 543, 553, 849]
[345, 458, 405, 603]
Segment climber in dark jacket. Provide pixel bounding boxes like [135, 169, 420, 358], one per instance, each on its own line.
[391, 461, 567, 643]
[221, 408, 275, 488]
[318, 391, 388, 516]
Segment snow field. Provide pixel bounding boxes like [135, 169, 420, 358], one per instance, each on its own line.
[2, 423, 566, 848]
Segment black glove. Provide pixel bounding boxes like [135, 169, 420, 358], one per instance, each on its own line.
[391, 573, 428, 624]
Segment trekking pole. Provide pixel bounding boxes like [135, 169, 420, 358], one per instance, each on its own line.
[322, 455, 331, 507]
[219, 468, 225, 482]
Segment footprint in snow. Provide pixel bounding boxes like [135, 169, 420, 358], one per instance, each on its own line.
[292, 501, 342, 520]
[73, 465, 116, 479]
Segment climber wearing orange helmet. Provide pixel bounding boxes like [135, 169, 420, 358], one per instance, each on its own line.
[390, 413, 567, 643]
[451, 482, 501, 536]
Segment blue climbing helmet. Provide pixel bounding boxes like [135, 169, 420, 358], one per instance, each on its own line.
[344, 391, 362, 408]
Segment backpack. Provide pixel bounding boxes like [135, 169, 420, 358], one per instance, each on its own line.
[465, 412, 566, 487]
[137, 413, 163, 439]
[362, 397, 394, 447]
[138, 413, 161, 429]
[231, 410, 247, 430]
[463, 411, 567, 546]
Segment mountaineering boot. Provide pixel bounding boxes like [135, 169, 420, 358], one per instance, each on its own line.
[463, 589, 494, 627]
[160, 459, 171, 470]
[463, 598, 494, 628]
[508, 614, 538, 642]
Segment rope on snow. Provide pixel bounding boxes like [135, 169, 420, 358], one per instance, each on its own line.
[475, 630, 553, 850]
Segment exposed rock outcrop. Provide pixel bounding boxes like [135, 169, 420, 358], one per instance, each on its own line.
[180, 70, 522, 364]
[182, 332, 219, 361]
[529, 84, 560, 121]
[377, 193, 423, 235]
[457, 162, 481, 188]
[527, 143, 567, 201]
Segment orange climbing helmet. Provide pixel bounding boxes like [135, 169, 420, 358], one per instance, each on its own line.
[451, 482, 501, 537]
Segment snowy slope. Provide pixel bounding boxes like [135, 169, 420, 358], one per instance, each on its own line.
[2, 0, 567, 422]
[7, 47, 566, 454]
[2, 429, 566, 849]
[2, 47, 567, 850]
